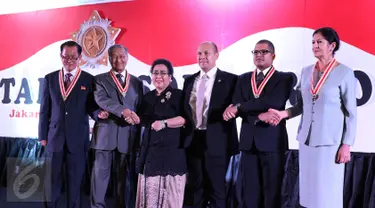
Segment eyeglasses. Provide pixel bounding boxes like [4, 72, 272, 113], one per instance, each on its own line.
[61, 55, 79, 61]
[152, 71, 169, 76]
[251, 50, 272, 56]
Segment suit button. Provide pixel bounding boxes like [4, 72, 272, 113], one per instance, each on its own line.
[65, 112, 68, 115]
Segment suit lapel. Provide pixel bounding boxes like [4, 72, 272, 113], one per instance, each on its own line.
[52, 71, 65, 104]
[208, 69, 224, 118]
[65, 75, 82, 104]
[184, 72, 199, 121]
[246, 72, 254, 99]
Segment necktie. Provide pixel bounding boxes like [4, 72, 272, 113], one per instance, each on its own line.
[64, 73, 72, 89]
[256, 72, 264, 87]
[116, 74, 125, 88]
[196, 74, 208, 128]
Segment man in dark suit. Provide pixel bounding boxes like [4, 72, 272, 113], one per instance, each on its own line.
[182, 41, 238, 208]
[223, 39, 294, 208]
[38, 41, 104, 208]
[90, 44, 143, 208]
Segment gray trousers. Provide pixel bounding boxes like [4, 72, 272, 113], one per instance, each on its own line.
[90, 149, 137, 208]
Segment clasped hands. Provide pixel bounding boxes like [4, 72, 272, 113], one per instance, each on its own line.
[97, 109, 140, 125]
[121, 109, 140, 125]
[222, 105, 286, 126]
[258, 109, 284, 126]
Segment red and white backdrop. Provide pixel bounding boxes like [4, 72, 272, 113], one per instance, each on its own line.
[0, 0, 374, 152]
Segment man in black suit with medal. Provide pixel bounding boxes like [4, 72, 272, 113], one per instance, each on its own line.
[223, 40, 294, 208]
[38, 41, 105, 208]
[182, 41, 238, 208]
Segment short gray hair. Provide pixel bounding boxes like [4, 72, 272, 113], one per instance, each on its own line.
[108, 44, 128, 58]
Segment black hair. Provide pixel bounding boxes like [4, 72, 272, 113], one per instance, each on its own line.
[313, 27, 340, 55]
[150, 58, 174, 76]
[60, 41, 82, 55]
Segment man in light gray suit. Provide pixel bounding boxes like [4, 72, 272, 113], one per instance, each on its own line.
[90, 44, 144, 208]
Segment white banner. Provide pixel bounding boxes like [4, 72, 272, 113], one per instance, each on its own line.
[0, 28, 374, 152]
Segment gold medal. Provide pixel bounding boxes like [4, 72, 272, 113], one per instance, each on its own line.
[312, 94, 319, 101]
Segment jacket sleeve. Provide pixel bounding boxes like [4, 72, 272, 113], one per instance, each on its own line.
[87, 75, 101, 121]
[38, 75, 51, 141]
[340, 70, 357, 146]
[287, 82, 303, 118]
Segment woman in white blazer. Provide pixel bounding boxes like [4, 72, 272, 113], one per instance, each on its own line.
[270, 27, 357, 208]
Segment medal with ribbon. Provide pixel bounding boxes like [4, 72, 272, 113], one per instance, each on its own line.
[251, 66, 275, 98]
[59, 68, 81, 101]
[110, 70, 130, 97]
[310, 59, 337, 101]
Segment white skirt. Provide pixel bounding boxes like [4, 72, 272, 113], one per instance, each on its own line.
[299, 141, 345, 208]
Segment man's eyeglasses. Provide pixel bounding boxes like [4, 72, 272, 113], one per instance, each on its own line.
[61, 55, 79, 61]
[251, 50, 272, 56]
[152, 71, 169, 76]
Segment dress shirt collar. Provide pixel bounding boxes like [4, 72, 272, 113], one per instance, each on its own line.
[199, 66, 218, 79]
[113, 69, 127, 78]
[257, 65, 272, 76]
[63, 67, 77, 78]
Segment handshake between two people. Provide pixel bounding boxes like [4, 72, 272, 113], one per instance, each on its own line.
[222, 104, 288, 126]
[97, 109, 140, 125]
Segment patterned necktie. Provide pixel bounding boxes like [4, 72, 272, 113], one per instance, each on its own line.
[256, 72, 264, 87]
[116, 74, 125, 88]
[64, 73, 72, 89]
[196, 74, 208, 128]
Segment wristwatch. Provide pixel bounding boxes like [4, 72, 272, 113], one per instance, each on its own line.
[161, 120, 167, 129]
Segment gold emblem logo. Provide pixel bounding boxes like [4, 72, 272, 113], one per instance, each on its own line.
[71, 10, 121, 68]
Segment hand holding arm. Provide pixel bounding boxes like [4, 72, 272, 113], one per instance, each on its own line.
[98, 110, 109, 119]
[223, 104, 238, 121]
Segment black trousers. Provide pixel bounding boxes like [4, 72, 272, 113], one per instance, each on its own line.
[43, 145, 86, 208]
[184, 130, 228, 208]
[90, 149, 136, 208]
[241, 144, 285, 208]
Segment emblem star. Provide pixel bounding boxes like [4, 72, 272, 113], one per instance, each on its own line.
[85, 28, 104, 53]
[71, 10, 121, 67]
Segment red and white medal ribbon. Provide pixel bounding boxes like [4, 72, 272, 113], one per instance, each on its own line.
[251, 66, 275, 98]
[310, 59, 336, 100]
[59, 68, 81, 101]
[110, 70, 130, 96]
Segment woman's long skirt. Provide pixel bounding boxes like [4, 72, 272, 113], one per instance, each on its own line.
[299, 141, 345, 208]
[136, 174, 186, 208]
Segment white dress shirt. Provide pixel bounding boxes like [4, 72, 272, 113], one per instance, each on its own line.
[189, 66, 218, 130]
